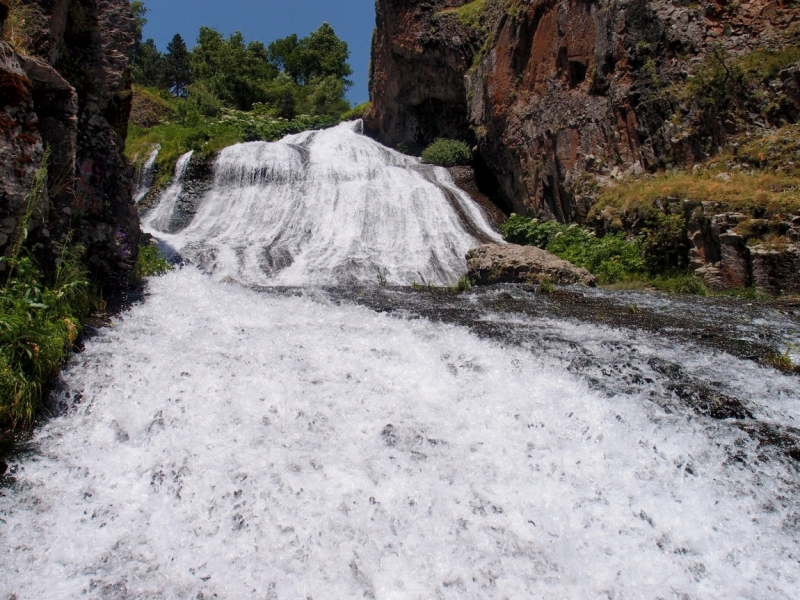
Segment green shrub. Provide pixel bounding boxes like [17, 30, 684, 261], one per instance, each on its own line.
[500, 215, 646, 285]
[641, 211, 689, 274]
[548, 228, 645, 284]
[500, 214, 567, 247]
[134, 244, 173, 281]
[421, 138, 472, 167]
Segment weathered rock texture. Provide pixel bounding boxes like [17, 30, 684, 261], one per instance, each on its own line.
[367, 0, 800, 221]
[466, 243, 597, 286]
[687, 203, 800, 294]
[0, 0, 139, 288]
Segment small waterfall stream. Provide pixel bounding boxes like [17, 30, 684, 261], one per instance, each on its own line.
[143, 150, 193, 232]
[133, 145, 161, 205]
[1, 123, 799, 599]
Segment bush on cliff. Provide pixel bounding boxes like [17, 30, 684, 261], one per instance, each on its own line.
[421, 139, 472, 167]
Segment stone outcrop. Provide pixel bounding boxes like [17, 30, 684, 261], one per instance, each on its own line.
[686, 203, 800, 294]
[0, 0, 139, 289]
[466, 243, 596, 286]
[367, 0, 800, 221]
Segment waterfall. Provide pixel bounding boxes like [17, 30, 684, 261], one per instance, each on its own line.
[4, 122, 798, 599]
[143, 150, 193, 232]
[147, 121, 502, 286]
[133, 145, 161, 204]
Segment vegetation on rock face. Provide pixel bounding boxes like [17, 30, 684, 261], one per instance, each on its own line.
[421, 138, 472, 167]
[0, 160, 98, 430]
[438, 0, 489, 30]
[592, 123, 800, 256]
[2, 0, 35, 54]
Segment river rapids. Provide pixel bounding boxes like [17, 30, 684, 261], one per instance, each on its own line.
[1, 122, 799, 599]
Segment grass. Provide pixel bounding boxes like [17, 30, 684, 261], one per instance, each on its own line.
[502, 216, 647, 285]
[538, 275, 554, 294]
[0, 157, 99, 429]
[2, 0, 35, 55]
[134, 244, 173, 282]
[439, 0, 489, 30]
[593, 171, 800, 220]
[501, 215, 715, 293]
[765, 345, 799, 373]
[650, 274, 710, 296]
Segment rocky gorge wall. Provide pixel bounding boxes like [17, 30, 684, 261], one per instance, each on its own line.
[366, 0, 800, 221]
[0, 0, 139, 289]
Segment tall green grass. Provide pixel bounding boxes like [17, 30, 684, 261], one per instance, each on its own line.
[0, 157, 99, 429]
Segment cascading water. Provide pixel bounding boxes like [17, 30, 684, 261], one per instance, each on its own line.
[145, 121, 502, 286]
[1, 123, 799, 599]
[133, 145, 161, 205]
[143, 150, 193, 232]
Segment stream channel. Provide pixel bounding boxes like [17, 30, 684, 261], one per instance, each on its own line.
[1, 122, 799, 598]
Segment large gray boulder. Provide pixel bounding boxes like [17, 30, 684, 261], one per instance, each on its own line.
[466, 244, 596, 287]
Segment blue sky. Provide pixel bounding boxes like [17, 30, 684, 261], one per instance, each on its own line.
[139, 0, 376, 104]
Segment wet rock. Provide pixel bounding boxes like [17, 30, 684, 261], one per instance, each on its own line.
[466, 243, 596, 287]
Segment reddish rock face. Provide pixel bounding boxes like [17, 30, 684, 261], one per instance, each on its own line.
[0, 0, 139, 288]
[367, 0, 800, 220]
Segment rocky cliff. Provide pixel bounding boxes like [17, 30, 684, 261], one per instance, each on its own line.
[366, 0, 800, 221]
[0, 0, 139, 289]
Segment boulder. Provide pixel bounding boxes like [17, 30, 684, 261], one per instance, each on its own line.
[466, 244, 596, 287]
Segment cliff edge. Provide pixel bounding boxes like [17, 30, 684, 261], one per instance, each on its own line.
[366, 0, 800, 221]
[0, 0, 140, 289]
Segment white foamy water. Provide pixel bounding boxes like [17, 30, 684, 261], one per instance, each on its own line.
[1, 269, 798, 598]
[143, 150, 193, 231]
[133, 145, 161, 205]
[144, 121, 502, 286]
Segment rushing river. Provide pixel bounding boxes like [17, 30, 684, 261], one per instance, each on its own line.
[1, 122, 799, 599]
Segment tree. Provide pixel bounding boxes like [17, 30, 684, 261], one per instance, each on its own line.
[269, 23, 352, 88]
[130, 0, 148, 46]
[165, 34, 192, 97]
[191, 27, 278, 110]
[134, 38, 168, 88]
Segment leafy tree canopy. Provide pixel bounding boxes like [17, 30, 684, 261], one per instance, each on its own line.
[129, 1, 353, 118]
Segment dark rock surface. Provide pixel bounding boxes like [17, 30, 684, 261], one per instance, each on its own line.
[466, 243, 596, 286]
[0, 0, 139, 289]
[687, 202, 800, 294]
[366, 0, 800, 221]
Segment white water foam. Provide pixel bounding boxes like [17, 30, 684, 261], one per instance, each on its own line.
[143, 150, 193, 231]
[133, 145, 161, 205]
[1, 268, 798, 598]
[146, 121, 502, 286]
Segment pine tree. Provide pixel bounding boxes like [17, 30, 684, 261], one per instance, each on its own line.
[165, 34, 192, 97]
